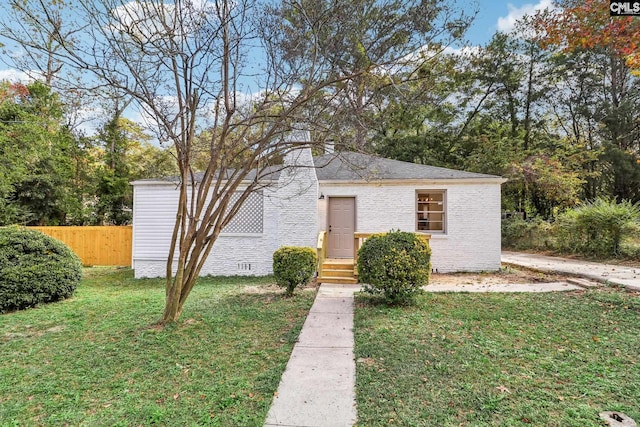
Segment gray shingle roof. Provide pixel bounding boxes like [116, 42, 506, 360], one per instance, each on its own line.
[132, 151, 502, 185]
[314, 152, 502, 181]
[131, 165, 282, 185]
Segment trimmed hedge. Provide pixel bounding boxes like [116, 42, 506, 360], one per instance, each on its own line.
[358, 230, 431, 304]
[273, 246, 317, 297]
[0, 226, 82, 313]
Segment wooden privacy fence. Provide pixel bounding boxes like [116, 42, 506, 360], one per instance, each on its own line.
[30, 226, 132, 267]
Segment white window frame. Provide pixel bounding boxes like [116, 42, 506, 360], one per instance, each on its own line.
[416, 190, 446, 234]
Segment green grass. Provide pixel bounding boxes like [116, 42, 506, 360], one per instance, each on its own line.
[354, 287, 640, 426]
[0, 268, 316, 426]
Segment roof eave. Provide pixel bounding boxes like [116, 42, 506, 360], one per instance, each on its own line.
[318, 177, 508, 185]
[130, 178, 280, 186]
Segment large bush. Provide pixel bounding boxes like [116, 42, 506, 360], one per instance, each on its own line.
[273, 246, 317, 297]
[555, 198, 640, 257]
[502, 216, 554, 250]
[0, 226, 82, 313]
[358, 231, 431, 304]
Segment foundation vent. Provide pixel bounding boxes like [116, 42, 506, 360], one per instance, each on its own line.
[237, 263, 252, 272]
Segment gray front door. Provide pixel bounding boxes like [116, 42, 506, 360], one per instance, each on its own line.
[327, 197, 355, 258]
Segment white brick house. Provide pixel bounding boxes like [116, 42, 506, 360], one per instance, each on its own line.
[131, 147, 506, 279]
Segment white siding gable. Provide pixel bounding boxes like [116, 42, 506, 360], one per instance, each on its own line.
[132, 183, 280, 278]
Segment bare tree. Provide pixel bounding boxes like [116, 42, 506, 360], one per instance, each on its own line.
[0, 0, 68, 85]
[6, 0, 472, 324]
[0, 0, 101, 131]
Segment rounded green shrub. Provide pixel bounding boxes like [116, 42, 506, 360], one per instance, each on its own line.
[273, 246, 317, 297]
[358, 230, 431, 304]
[0, 226, 82, 313]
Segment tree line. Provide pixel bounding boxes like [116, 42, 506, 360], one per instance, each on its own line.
[310, 2, 640, 220]
[1, 0, 636, 228]
[0, 80, 176, 225]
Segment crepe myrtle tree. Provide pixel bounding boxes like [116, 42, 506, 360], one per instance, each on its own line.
[5, 0, 473, 324]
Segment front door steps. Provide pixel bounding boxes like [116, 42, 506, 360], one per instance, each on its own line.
[318, 258, 358, 284]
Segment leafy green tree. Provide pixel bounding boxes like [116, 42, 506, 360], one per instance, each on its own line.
[507, 154, 583, 218]
[270, 0, 474, 148]
[127, 141, 177, 181]
[546, 49, 640, 202]
[95, 113, 133, 225]
[371, 53, 464, 167]
[0, 80, 84, 225]
[94, 111, 172, 225]
[0, 82, 31, 210]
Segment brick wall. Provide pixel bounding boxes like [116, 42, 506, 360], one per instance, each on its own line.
[276, 145, 318, 248]
[318, 181, 502, 272]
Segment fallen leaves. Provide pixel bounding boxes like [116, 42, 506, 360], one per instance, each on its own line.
[495, 385, 511, 394]
[357, 357, 376, 367]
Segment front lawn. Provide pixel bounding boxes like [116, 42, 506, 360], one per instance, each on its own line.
[355, 287, 640, 426]
[0, 268, 316, 426]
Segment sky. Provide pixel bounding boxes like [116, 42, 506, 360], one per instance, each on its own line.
[465, 0, 554, 44]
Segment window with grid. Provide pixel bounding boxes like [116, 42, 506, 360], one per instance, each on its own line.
[416, 191, 445, 233]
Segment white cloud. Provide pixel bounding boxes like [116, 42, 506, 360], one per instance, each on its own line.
[0, 68, 35, 83]
[497, 0, 555, 33]
[443, 45, 482, 57]
[110, 0, 219, 45]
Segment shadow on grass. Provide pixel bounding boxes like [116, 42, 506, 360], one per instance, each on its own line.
[0, 269, 316, 426]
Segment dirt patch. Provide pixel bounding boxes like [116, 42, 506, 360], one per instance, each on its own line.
[243, 283, 282, 294]
[243, 279, 319, 294]
[240, 268, 571, 292]
[430, 267, 569, 286]
[3, 324, 66, 341]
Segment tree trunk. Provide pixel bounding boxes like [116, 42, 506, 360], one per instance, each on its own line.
[162, 260, 186, 324]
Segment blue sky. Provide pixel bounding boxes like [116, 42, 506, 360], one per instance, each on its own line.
[465, 0, 553, 44]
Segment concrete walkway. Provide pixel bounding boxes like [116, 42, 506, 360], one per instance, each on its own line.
[264, 284, 358, 427]
[502, 251, 640, 291]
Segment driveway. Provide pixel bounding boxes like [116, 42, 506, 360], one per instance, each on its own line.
[502, 251, 640, 291]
